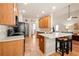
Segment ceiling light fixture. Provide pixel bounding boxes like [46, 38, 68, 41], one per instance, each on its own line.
[67, 5, 71, 21]
[66, 5, 77, 21]
[24, 3, 28, 5]
[41, 10, 45, 14]
[52, 6, 56, 10]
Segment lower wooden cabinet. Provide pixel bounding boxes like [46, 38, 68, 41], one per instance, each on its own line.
[0, 40, 24, 56]
[72, 35, 79, 41]
[38, 35, 45, 53]
[0, 43, 2, 55]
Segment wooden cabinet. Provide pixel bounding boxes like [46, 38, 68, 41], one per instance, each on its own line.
[0, 43, 2, 56]
[0, 3, 18, 26]
[38, 35, 45, 53]
[0, 40, 24, 56]
[39, 16, 50, 28]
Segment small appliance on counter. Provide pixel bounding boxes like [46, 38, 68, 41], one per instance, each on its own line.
[7, 16, 25, 36]
[7, 22, 25, 36]
[7, 27, 14, 36]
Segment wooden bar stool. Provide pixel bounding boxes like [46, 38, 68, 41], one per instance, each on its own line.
[55, 37, 72, 56]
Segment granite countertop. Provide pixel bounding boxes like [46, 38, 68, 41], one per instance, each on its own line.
[39, 32, 73, 39]
[0, 35, 24, 42]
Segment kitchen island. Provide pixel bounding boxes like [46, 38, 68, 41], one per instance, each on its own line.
[0, 35, 25, 56]
[38, 32, 72, 55]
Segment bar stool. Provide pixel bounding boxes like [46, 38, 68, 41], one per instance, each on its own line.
[55, 37, 72, 56]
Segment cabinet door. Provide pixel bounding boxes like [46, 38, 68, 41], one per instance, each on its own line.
[14, 40, 24, 56]
[39, 16, 49, 28]
[0, 4, 4, 25]
[0, 3, 15, 26]
[0, 43, 2, 56]
[2, 40, 24, 56]
[38, 35, 45, 53]
[3, 3, 15, 26]
[2, 41, 14, 56]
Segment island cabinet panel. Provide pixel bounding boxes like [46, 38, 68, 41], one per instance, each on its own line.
[0, 43, 2, 56]
[0, 3, 18, 26]
[0, 40, 24, 56]
[38, 35, 45, 53]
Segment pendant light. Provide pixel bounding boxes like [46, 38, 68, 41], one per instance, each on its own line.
[64, 4, 78, 26]
[67, 4, 78, 21]
[67, 4, 72, 21]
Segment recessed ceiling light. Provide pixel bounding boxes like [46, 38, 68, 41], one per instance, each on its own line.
[52, 6, 56, 10]
[41, 10, 45, 14]
[24, 3, 28, 5]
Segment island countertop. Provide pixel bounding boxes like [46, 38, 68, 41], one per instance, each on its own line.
[0, 35, 24, 42]
[39, 32, 73, 39]
[38, 32, 73, 55]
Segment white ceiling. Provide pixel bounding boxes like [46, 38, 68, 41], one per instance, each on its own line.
[17, 3, 79, 20]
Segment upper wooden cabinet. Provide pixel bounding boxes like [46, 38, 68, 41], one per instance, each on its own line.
[39, 16, 51, 28]
[0, 3, 19, 26]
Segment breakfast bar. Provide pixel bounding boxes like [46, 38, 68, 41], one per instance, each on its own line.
[39, 32, 72, 55]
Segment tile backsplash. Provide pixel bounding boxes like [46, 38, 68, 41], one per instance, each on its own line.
[0, 25, 8, 39]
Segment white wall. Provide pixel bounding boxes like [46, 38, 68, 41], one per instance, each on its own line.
[26, 18, 32, 36]
[18, 11, 25, 22]
[53, 17, 67, 32]
[35, 18, 39, 30]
